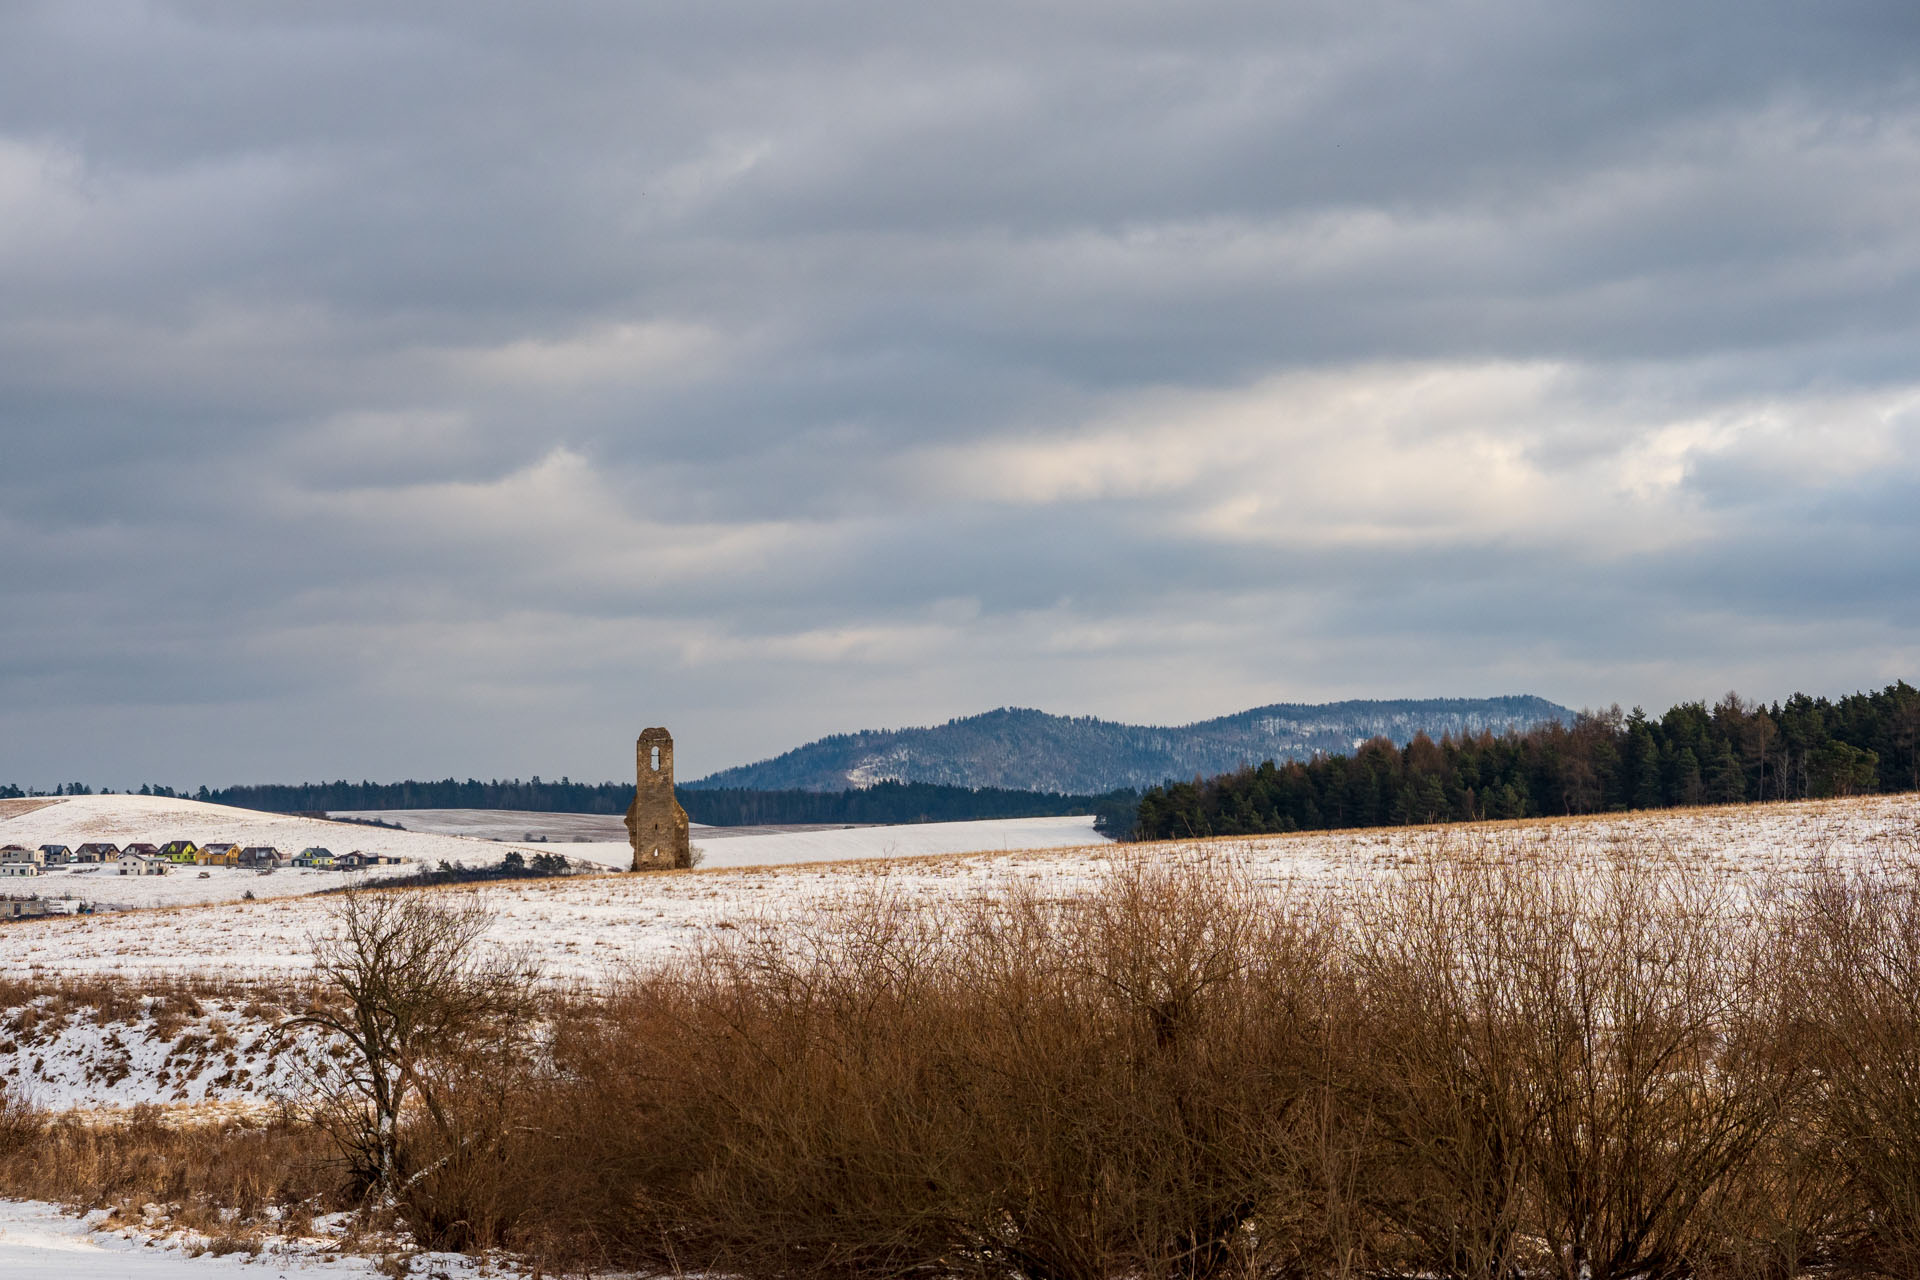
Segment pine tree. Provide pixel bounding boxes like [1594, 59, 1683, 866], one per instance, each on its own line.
[1705, 740, 1745, 804]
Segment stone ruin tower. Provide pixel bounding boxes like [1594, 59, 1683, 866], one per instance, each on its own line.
[625, 727, 692, 871]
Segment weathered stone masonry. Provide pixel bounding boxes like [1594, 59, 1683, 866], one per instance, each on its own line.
[625, 726, 692, 870]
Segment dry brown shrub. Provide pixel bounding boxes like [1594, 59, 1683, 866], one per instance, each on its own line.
[495, 846, 1828, 1279]
[510, 859, 1355, 1279]
[1786, 857, 1920, 1277]
[1347, 853, 1807, 1280]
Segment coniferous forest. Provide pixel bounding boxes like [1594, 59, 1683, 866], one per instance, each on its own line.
[1129, 683, 1920, 840]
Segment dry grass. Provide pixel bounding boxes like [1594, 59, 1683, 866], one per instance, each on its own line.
[0, 1094, 347, 1238]
[0, 796, 67, 820]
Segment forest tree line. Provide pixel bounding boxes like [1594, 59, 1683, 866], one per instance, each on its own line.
[160, 777, 1116, 828]
[1130, 683, 1920, 840]
[676, 780, 1132, 826]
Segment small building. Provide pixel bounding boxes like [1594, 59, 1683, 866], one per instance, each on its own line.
[1, 846, 44, 877]
[122, 843, 161, 859]
[39, 844, 72, 865]
[158, 840, 200, 864]
[197, 842, 240, 867]
[116, 850, 167, 876]
[626, 726, 693, 870]
[238, 846, 283, 868]
[5, 897, 59, 920]
[73, 843, 118, 863]
[293, 847, 335, 869]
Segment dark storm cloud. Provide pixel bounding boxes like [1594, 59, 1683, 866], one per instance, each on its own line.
[2, 0, 1918, 785]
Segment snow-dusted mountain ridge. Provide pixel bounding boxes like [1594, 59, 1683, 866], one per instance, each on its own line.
[689, 696, 1574, 795]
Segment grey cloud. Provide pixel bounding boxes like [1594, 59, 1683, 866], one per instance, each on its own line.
[3, 0, 1918, 785]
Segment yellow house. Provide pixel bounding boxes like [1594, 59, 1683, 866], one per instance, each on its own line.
[196, 842, 241, 866]
[159, 840, 200, 864]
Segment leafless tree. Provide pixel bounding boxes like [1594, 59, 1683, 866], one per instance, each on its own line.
[285, 887, 539, 1199]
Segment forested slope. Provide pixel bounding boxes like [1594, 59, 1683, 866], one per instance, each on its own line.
[687, 696, 1571, 794]
[1131, 684, 1920, 839]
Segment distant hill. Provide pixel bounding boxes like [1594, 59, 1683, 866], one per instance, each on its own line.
[686, 697, 1574, 795]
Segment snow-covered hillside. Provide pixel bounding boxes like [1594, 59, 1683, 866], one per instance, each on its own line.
[0, 796, 562, 908]
[1, 987, 325, 1113]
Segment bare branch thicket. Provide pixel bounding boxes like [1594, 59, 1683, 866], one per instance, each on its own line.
[284, 886, 539, 1221]
[1051, 859, 1347, 1280]
[1346, 857, 1539, 1280]
[1349, 852, 1804, 1280]
[532, 858, 1351, 1280]
[1513, 856, 1798, 1280]
[1791, 858, 1920, 1278]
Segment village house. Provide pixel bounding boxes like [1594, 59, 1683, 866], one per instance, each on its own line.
[293, 847, 335, 868]
[1, 846, 44, 877]
[39, 844, 72, 865]
[5, 896, 61, 920]
[198, 842, 240, 866]
[122, 842, 161, 859]
[158, 840, 200, 864]
[73, 843, 118, 863]
[238, 846, 284, 868]
[116, 849, 167, 875]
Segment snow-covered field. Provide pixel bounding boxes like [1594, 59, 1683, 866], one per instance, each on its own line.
[3, 793, 1915, 990]
[0, 796, 1108, 907]
[329, 807, 630, 842]
[578, 813, 1105, 870]
[331, 807, 1105, 868]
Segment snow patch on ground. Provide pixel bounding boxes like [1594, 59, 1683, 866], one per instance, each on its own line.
[0, 1198, 503, 1280]
[1, 990, 325, 1113]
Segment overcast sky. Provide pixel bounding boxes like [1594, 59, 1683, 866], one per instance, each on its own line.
[3, 1, 1918, 787]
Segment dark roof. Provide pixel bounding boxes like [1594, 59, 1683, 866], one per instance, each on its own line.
[240, 846, 281, 855]
[39, 844, 70, 854]
[298, 847, 332, 856]
[122, 843, 160, 854]
[75, 842, 120, 854]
